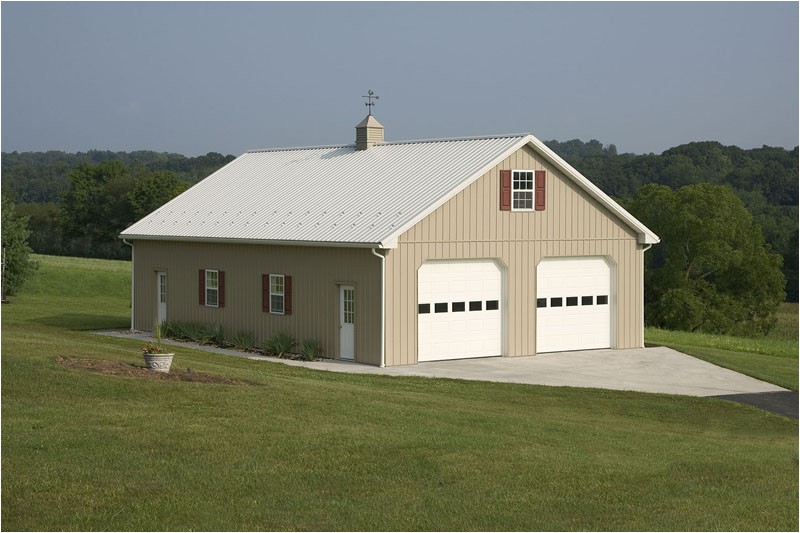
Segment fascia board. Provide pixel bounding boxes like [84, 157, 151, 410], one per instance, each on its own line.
[117, 233, 391, 249]
[377, 136, 532, 246]
[525, 136, 661, 245]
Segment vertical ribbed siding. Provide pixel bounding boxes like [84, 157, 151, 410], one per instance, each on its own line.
[132, 241, 382, 365]
[385, 145, 643, 366]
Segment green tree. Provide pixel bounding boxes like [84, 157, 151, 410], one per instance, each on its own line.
[60, 161, 133, 258]
[626, 183, 786, 336]
[16, 202, 64, 256]
[128, 171, 190, 220]
[1, 195, 38, 296]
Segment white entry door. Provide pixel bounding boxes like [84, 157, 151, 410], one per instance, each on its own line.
[339, 285, 355, 360]
[536, 257, 612, 353]
[156, 271, 167, 325]
[417, 260, 503, 362]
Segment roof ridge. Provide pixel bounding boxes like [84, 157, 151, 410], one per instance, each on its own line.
[246, 133, 531, 154]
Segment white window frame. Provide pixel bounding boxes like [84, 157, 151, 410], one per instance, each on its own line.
[205, 269, 219, 308]
[511, 169, 535, 211]
[270, 274, 285, 315]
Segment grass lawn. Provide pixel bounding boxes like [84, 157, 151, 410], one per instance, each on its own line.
[2, 255, 798, 531]
[646, 303, 799, 391]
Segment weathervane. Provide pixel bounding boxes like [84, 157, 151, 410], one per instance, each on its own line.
[363, 89, 379, 115]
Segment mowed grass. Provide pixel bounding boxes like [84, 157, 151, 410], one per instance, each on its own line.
[646, 303, 799, 391]
[2, 256, 798, 531]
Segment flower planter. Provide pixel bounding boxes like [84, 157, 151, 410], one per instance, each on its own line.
[143, 353, 174, 373]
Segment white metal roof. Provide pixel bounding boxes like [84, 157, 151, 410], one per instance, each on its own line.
[121, 132, 659, 247]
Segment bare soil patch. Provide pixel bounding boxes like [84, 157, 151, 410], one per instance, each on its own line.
[55, 356, 253, 385]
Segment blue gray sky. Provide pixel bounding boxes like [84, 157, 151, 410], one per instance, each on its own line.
[2, 1, 797, 156]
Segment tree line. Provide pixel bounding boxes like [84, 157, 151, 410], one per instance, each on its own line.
[2, 151, 235, 260]
[1, 140, 796, 334]
[547, 139, 798, 302]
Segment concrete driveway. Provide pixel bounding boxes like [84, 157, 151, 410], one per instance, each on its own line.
[310, 347, 788, 397]
[98, 330, 786, 398]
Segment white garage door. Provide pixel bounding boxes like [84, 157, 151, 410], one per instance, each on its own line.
[418, 260, 502, 362]
[536, 257, 612, 353]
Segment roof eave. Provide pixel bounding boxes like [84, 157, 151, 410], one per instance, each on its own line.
[118, 233, 394, 249]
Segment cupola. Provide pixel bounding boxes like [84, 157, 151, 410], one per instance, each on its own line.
[355, 114, 384, 150]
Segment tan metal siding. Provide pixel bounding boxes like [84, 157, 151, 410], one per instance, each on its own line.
[132, 241, 381, 365]
[386, 145, 644, 366]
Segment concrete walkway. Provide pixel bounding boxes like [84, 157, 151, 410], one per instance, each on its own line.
[97, 330, 787, 398]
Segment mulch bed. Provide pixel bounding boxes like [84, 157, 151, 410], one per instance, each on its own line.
[55, 356, 253, 385]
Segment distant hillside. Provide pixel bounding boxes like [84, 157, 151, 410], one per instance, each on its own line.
[2, 141, 797, 300]
[1, 150, 235, 204]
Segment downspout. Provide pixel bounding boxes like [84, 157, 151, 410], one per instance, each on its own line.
[640, 243, 653, 347]
[371, 247, 386, 367]
[122, 239, 134, 332]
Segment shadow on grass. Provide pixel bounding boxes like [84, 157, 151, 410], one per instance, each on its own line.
[29, 314, 128, 331]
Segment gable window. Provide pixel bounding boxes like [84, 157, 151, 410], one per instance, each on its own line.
[512, 170, 534, 210]
[199, 269, 225, 308]
[263, 273, 293, 315]
[501, 169, 546, 211]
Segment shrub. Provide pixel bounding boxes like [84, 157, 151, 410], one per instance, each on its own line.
[262, 332, 296, 358]
[230, 330, 256, 352]
[210, 324, 227, 348]
[162, 321, 214, 345]
[298, 339, 322, 361]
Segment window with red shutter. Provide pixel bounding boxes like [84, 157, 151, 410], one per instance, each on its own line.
[535, 170, 546, 211]
[201, 269, 222, 307]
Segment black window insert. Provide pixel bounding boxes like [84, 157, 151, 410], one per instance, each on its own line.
[566, 297, 578, 307]
[452, 302, 466, 312]
[550, 297, 563, 307]
[582, 296, 593, 305]
[597, 295, 609, 305]
[434, 302, 448, 313]
[469, 301, 482, 311]
[418, 303, 430, 314]
[486, 300, 499, 311]
[537, 298, 547, 308]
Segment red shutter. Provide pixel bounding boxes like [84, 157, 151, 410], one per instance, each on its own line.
[284, 275, 292, 315]
[500, 169, 512, 211]
[199, 269, 205, 305]
[535, 170, 546, 211]
[268, 274, 269, 313]
[218, 271, 225, 308]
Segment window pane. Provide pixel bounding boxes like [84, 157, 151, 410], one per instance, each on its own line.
[271, 294, 284, 313]
[486, 300, 499, 310]
[550, 297, 563, 307]
[206, 288, 218, 307]
[537, 298, 547, 308]
[452, 302, 465, 312]
[469, 301, 482, 311]
[206, 270, 218, 289]
[418, 303, 430, 314]
[582, 296, 593, 305]
[271, 276, 284, 294]
[434, 302, 448, 313]
[566, 297, 578, 306]
[597, 295, 609, 305]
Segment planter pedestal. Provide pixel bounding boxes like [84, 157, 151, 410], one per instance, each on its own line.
[143, 354, 174, 373]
